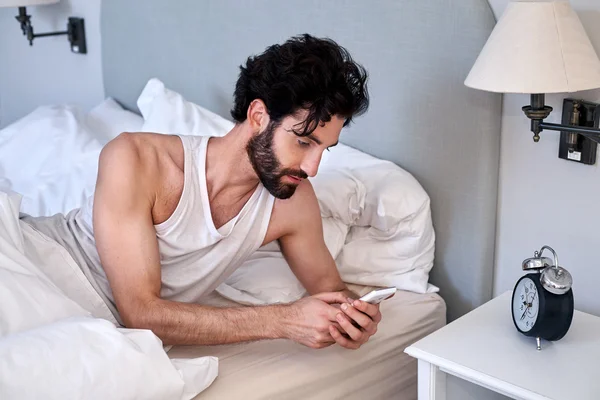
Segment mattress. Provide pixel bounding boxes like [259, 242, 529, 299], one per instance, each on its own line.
[168, 284, 446, 399]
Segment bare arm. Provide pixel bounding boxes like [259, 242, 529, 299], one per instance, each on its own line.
[93, 134, 280, 345]
[277, 180, 353, 297]
[277, 180, 382, 349]
[93, 133, 346, 348]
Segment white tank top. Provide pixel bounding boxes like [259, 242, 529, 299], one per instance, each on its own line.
[148, 135, 275, 301]
[24, 134, 275, 325]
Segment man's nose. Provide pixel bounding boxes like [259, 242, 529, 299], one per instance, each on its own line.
[301, 151, 322, 178]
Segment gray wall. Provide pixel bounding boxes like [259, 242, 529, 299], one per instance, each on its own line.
[0, 2, 597, 398]
[488, 0, 600, 317]
[0, 0, 104, 128]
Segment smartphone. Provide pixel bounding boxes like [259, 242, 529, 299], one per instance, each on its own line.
[359, 287, 397, 304]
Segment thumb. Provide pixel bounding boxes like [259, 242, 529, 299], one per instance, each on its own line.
[312, 291, 351, 305]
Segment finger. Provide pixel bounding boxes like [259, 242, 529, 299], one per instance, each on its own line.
[352, 300, 382, 322]
[335, 311, 364, 342]
[313, 291, 350, 305]
[329, 325, 360, 350]
[372, 308, 382, 324]
[340, 303, 373, 331]
[313, 341, 335, 350]
[332, 321, 351, 339]
[323, 303, 345, 323]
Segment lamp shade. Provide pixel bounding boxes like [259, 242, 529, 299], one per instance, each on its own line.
[465, 0, 600, 94]
[0, 0, 58, 7]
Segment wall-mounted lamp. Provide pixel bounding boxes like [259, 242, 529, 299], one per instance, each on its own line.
[0, 0, 86, 54]
[465, 0, 600, 164]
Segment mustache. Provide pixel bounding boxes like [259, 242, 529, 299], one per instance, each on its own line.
[279, 168, 308, 180]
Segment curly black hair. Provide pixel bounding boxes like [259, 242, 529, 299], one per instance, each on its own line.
[231, 34, 369, 136]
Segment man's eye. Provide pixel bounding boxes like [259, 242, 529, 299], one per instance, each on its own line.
[297, 139, 310, 147]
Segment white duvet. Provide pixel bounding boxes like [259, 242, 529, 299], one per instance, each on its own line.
[0, 190, 218, 400]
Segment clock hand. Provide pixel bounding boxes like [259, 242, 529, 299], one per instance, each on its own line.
[526, 292, 536, 312]
[521, 305, 529, 320]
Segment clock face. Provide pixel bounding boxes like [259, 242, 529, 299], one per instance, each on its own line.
[513, 277, 539, 332]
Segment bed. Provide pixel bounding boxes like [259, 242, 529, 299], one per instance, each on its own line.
[170, 286, 445, 399]
[0, 0, 501, 399]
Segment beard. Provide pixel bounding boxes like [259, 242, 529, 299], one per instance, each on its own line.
[246, 121, 308, 199]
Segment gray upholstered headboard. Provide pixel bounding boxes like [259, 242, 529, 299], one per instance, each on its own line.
[100, 0, 501, 321]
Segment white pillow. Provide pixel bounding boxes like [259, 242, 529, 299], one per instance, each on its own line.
[216, 217, 349, 305]
[321, 143, 437, 294]
[0, 105, 104, 217]
[336, 202, 436, 293]
[0, 166, 11, 193]
[86, 98, 144, 144]
[320, 143, 430, 229]
[137, 78, 235, 136]
[0, 177, 11, 193]
[309, 169, 365, 226]
[0, 317, 218, 400]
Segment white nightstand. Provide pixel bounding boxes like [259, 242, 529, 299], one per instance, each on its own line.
[405, 291, 600, 400]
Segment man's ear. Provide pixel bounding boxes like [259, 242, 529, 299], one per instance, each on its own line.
[247, 99, 270, 133]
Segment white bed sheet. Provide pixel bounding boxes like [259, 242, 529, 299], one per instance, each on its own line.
[168, 284, 446, 400]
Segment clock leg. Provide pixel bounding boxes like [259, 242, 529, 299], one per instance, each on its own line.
[418, 359, 447, 400]
[536, 337, 542, 350]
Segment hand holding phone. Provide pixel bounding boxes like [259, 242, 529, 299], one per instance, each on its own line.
[358, 287, 397, 305]
[327, 287, 393, 349]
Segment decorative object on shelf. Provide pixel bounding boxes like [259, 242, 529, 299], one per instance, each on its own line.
[511, 245, 574, 350]
[0, 0, 86, 53]
[465, 0, 600, 163]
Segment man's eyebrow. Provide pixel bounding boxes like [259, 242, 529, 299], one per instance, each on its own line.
[307, 134, 338, 148]
[307, 134, 322, 145]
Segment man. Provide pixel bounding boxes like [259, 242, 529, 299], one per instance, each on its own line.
[23, 34, 377, 350]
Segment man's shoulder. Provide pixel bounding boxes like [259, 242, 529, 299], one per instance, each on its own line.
[273, 179, 318, 212]
[100, 132, 183, 172]
[96, 133, 186, 220]
[266, 180, 321, 242]
[105, 131, 181, 154]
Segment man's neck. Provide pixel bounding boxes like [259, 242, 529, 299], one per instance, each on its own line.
[204, 124, 260, 204]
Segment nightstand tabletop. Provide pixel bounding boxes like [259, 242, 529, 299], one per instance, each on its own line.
[405, 291, 600, 400]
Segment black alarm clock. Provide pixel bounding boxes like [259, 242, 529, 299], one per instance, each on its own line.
[511, 245, 574, 350]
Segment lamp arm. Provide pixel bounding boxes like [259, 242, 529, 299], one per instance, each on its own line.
[10, 6, 86, 54]
[14, 7, 69, 46]
[538, 122, 600, 144]
[523, 94, 600, 144]
[31, 31, 69, 38]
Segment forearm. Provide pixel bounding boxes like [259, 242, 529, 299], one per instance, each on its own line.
[129, 298, 289, 346]
[306, 277, 359, 303]
[302, 267, 357, 299]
